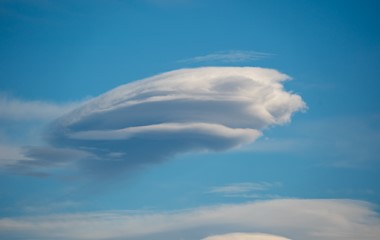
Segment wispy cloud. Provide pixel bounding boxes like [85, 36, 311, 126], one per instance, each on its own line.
[0, 94, 81, 121]
[4, 67, 305, 177]
[209, 182, 281, 194]
[0, 199, 379, 240]
[180, 50, 273, 64]
[0, 94, 85, 174]
[0, 144, 27, 166]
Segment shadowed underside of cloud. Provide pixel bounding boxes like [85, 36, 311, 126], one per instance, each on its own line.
[0, 199, 379, 240]
[6, 67, 306, 175]
[0, 94, 85, 174]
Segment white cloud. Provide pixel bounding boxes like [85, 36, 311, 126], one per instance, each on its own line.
[0, 199, 379, 240]
[1, 67, 305, 176]
[34, 67, 305, 175]
[0, 94, 80, 121]
[202, 233, 291, 240]
[181, 51, 273, 63]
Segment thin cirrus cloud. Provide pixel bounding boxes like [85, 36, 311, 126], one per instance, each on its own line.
[5, 67, 306, 176]
[180, 50, 273, 63]
[209, 182, 281, 194]
[208, 182, 282, 199]
[0, 94, 80, 121]
[0, 199, 379, 240]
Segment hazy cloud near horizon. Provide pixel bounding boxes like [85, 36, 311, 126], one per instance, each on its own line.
[0, 199, 378, 240]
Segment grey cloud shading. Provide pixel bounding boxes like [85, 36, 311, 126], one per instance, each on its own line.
[0, 94, 85, 174]
[6, 67, 305, 176]
[2, 146, 92, 177]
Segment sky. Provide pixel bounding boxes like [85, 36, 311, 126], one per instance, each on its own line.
[0, 0, 380, 239]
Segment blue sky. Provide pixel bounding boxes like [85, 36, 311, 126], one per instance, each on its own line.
[1, 0, 380, 239]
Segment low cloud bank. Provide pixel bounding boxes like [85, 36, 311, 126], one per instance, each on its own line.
[0, 199, 378, 240]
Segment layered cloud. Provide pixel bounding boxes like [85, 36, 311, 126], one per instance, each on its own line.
[0, 95, 83, 172]
[36, 67, 305, 174]
[2, 67, 305, 175]
[0, 199, 379, 240]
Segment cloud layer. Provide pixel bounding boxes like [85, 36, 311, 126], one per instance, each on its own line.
[0, 199, 379, 240]
[1, 67, 305, 175]
[0, 95, 84, 172]
[39, 67, 305, 174]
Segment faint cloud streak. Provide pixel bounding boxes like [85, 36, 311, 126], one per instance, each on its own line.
[180, 50, 273, 64]
[209, 182, 281, 194]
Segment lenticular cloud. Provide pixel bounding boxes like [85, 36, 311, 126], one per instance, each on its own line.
[47, 67, 306, 173]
